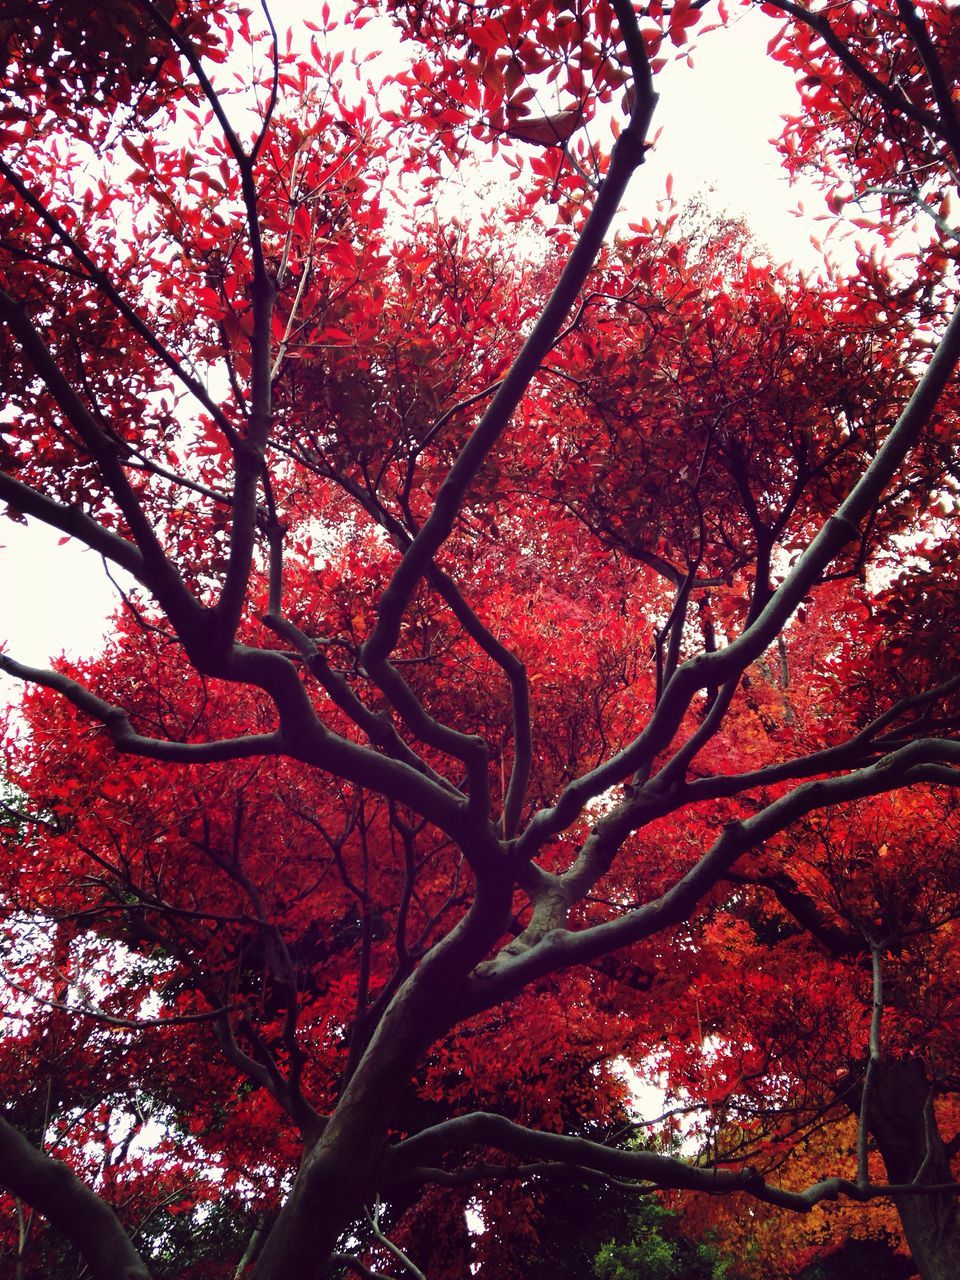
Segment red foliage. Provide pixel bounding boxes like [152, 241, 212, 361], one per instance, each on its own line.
[2, 3, 960, 1279]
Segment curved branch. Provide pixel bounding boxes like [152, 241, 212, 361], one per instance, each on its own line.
[316, 475, 530, 835]
[364, 1200, 426, 1280]
[0, 155, 242, 442]
[0, 472, 144, 578]
[0, 654, 282, 764]
[361, 56, 657, 679]
[261, 611, 460, 796]
[682, 679, 960, 803]
[517, 295, 960, 858]
[386, 1111, 960, 1214]
[0, 1115, 151, 1280]
[466, 745, 960, 1015]
[0, 290, 201, 634]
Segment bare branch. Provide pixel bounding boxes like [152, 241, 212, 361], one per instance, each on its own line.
[0, 654, 281, 763]
[386, 1110, 960, 1214]
[858, 942, 884, 1186]
[364, 1199, 426, 1280]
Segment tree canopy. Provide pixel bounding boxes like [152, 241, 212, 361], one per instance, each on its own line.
[2, 2, 960, 1278]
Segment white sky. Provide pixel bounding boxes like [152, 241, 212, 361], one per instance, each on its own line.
[0, 5, 815, 674]
[632, 5, 831, 268]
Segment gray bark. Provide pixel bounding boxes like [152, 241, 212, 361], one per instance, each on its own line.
[868, 1059, 960, 1280]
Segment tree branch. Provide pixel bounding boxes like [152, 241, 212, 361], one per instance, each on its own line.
[858, 941, 884, 1186]
[360, 44, 657, 686]
[0, 472, 145, 578]
[0, 289, 202, 635]
[0, 654, 282, 763]
[0, 1115, 151, 1280]
[466, 745, 960, 1014]
[385, 1110, 960, 1214]
[516, 295, 960, 858]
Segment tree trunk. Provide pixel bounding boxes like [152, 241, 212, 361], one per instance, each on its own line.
[250, 889, 513, 1280]
[868, 1058, 960, 1280]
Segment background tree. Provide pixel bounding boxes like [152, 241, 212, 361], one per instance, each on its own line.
[2, 2, 960, 1279]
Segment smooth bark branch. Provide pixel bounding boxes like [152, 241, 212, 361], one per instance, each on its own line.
[682, 683, 960, 802]
[364, 1200, 426, 1280]
[261, 611, 459, 795]
[562, 727, 960, 937]
[361, 58, 657, 674]
[418, 562, 531, 835]
[357, 655, 492, 810]
[387, 1111, 960, 1215]
[0, 654, 282, 762]
[610, 0, 657, 101]
[27, 633, 469, 834]
[0, 1116, 152, 1280]
[326, 475, 532, 836]
[518, 295, 960, 856]
[466, 747, 960, 1013]
[0, 471, 145, 578]
[233, 1213, 268, 1279]
[724, 871, 861, 957]
[858, 942, 885, 1186]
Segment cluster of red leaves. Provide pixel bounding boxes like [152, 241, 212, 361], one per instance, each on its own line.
[2, 1, 960, 1277]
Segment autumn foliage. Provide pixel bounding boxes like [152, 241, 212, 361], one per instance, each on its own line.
[2, 2, 960, 1279]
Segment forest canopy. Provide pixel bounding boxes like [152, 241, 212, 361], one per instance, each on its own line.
[1, 2, 960, 1278]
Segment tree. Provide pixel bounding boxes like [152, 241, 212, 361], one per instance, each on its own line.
[594, 1197, 731, 1280]
[2, 1, 960, 1278]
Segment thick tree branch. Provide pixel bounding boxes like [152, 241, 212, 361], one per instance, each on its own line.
[317, 475, 530, 835]
[894, 0, 960, 169]
[723, 870, 861, 957]
[361, 51, 657, 680]
[0, 655, 264, 757]
[0, 653, 282, 762]
[0, 472, 145, 578]
[517, 296, 960, 858]
[261, 611, 460, 797]
[466, 745, 960, 1014]
[385, 1111, 960, 1214]
[0, 1115, 151, 1280]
